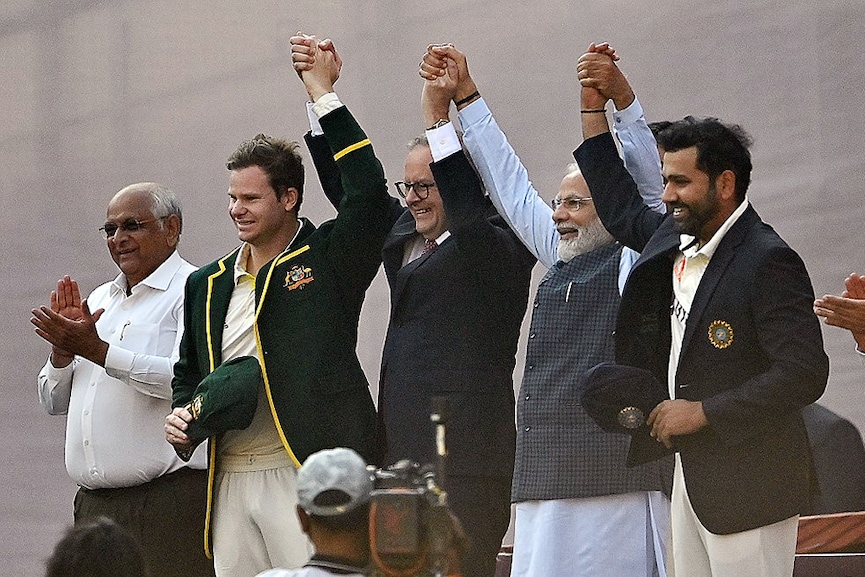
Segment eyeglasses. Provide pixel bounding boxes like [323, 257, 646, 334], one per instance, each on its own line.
[550, 197, 593, 211]
[99, 218, 163, 239]
[394, 181, 436, 200]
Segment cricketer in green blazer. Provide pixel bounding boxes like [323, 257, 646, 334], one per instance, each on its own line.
[171, 105, 392, 556]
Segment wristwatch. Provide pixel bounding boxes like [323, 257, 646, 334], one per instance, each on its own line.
[427, 118, 450, 130]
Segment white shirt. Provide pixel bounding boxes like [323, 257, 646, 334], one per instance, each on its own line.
[668, 199, 751, 398]
[458, 97, 665, 291]
[37, 250, 206, 489]
[402, 229, 452, 266]
[257, 564, 364, 577]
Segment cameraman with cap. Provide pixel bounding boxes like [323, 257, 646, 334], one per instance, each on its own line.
[258, 448, 373, 577]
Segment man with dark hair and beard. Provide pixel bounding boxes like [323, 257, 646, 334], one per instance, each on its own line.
[420, 44, 672, 577]
[576, 46, 828, 577]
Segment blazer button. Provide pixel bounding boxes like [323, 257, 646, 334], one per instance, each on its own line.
[524, 426, 531, 432]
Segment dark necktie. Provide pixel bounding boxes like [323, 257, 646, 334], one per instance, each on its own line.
[422, 238, 438, 256]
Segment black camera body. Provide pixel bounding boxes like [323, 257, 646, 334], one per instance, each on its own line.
[368, 397, 458, 577]
[368, 460, 457, 577]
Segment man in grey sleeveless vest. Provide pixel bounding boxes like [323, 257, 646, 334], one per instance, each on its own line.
[420, 43, 672, 576]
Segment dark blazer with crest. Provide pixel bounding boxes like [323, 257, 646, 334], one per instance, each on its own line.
[575, 131, 829, 535]
[172, 106, 393, 555]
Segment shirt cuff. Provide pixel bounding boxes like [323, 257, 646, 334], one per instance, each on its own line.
[426, 122, 461, 162]
[46, 356, 75, 376]
[306, 101, 324, 136]
[612, 96, 645, 130]
[103, 344, 134, 380]
[311, 92, 344, 119]
[456, 96, 488, 129]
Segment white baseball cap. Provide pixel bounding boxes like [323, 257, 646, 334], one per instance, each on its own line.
[297, 448, 374, 516]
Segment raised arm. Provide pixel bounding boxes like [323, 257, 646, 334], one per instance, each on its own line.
[578, 43, 664, 213]
[575, 47, 664, 251]
[423, 44, 559, 267]
[290, 33, 393, 294]
[294, 35, 346, 212]
[420, 51, 535, 282]
[294, 35, 402, 221]
[304, 115, 346, 211]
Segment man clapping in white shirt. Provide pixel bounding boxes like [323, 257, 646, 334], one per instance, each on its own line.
[31, 182, 214, 577]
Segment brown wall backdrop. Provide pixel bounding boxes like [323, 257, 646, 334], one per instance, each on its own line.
[2, 1, 864, 574]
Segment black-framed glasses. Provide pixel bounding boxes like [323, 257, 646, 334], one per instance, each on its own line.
[550, 196, 593, 211]
[394, 181, 436, 200]
[99, 218, 163, 239]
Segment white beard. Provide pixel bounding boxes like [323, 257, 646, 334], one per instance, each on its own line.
[556, 217, 615, 262]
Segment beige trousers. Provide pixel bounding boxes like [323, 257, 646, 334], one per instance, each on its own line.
[212, 452, 313, 577]
[671, 456, 798, 577]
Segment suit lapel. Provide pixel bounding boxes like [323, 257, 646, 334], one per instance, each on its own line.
[383, 212, 419, 305]
[205, 248, 240, 372]
[680, 206, 758, 356]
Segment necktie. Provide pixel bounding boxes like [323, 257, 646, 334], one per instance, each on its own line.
[422, 238, 438, 256]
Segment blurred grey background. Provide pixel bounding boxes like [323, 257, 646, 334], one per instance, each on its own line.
[2, 0, 864, 574]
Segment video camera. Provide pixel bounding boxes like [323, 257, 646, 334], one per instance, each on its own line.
[368, 397, 462, 577]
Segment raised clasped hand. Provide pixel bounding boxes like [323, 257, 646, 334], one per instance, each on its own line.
[290, 32, 342, 101]
[419, 44, 478, 110]
[577, 42, 634, 109]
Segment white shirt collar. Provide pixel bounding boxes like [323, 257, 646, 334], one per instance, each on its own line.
[110, 250, 185, 295]
[680, 197, 750, 259]
[431, 230, 451, 245]
[233, 243, 253, 283]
